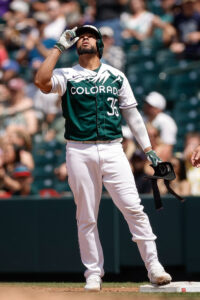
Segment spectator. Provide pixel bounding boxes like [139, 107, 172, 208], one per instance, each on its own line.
[17, 11, 55, 65]
[146, 122, 171, 162]
[0, 0, 11, 17]
[0, 83, 10, 106]
[144, 123, 173, 177]
[31, 0, 47, 13]
[159, 0, 177, 23]
[0, 160, 35, 197]
[120, 0, 175, 46]
[130, 149, 152, 194]
[143, 91, 177, 160]
[195, 0, 200, 13]
[5, 126, 34, 170]
[54, 162, 67, 181]
[92, 0, 128, 45]
[153, 0, 177, 42]
[4, 1, 34, 54]
[23, 59, 63, 137]
[43, 0, 67, 40]
[191, 144, 200, 167]
[0, 32, 8, 67]
[61, 1, 83, 29]
[0, 135, 34, 196]
[0, 138, 32, 197]
[2, 131, 34, 170]
[183, 132, 200, 195]
[170, 0, 200, 59]
[0, 137, 12, 198]
[1, 59, 20, 82]
[0, 78, 38, 136]
[0, 166, 20, 198]
[99, 26, 125, 71]
[11, 164, 36, 196]
[33, 88, 61, 132]
[42, 113, 65, 144]
[157, 155, 191, 196]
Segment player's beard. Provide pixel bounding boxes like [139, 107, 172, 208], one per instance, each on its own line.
[77, 45, 97, 56]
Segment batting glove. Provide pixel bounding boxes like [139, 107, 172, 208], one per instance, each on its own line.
[54, 27, 79, 53]
[145, 149, 162, 167]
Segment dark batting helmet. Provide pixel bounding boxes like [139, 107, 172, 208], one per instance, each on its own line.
[76, 25, 104, 58]
[145, 162, 184, 210]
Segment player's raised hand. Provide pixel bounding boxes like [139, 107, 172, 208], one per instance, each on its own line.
[191, 145, 200, 168]
[145, 149, 162, 167]
[55, 27, 79, 53]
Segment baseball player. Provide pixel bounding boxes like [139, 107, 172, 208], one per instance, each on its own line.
[35, 25, 172, 291]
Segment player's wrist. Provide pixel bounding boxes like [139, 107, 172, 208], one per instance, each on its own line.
[54, 43, 66, 53]
[145, 149, 162, 167]
[144, 147, 152, 154]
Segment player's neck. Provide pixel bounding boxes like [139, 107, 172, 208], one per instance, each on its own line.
[79, 55, 101, 70]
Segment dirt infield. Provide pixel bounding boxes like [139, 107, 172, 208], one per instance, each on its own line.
[0, 284, 198, 300]
[0, 285, 139, 300]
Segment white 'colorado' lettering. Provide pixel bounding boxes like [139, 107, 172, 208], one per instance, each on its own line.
[71, 87, 76, 95]
[91, 86, 98, 94]
[99, 86, 105, 93]
[113, 87, 118, 95]
[77, 87, 84, 94]
[70, 85, 119, 95]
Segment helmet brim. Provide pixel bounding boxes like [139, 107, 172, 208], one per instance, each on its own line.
[76, 26, 101, 40]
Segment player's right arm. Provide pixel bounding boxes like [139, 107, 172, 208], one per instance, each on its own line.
[34, 27, 78, 93]
[34, 48, 61, 93]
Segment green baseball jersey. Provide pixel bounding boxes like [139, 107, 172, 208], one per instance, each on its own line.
[51, 63, 137, 141]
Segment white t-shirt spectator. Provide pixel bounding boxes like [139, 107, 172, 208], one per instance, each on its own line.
[43, 16, 67, 40]
[152, 112, 177, 145]
[120, 11, 154, 34]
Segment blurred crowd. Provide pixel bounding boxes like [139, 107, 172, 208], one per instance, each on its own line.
[0, 0, 200, 198]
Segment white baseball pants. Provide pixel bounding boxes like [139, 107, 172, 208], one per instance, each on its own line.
[66, 141, 160, 279]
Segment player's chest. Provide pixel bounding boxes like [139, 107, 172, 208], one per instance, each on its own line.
[66, 71, 123, 100]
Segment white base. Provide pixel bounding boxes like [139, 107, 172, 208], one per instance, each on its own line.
[140, 281, 200, 293]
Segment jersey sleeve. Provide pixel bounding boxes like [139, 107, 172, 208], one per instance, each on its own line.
[51, 68, 67, 96]
[118, 75, 138, 109]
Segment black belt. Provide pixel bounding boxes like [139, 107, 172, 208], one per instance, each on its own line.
[66, 138, 122, 144]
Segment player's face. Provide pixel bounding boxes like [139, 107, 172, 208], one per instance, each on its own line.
[77, 32, 98, 56]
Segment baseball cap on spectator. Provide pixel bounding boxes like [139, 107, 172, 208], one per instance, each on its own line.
[99, 26, 114, 37]
[10, 0, 29, 14]
[12, 164, 31, 178]
[145, 91, 166, 110]
[2, 59, 20, 73]
[7, 78, 26, 91]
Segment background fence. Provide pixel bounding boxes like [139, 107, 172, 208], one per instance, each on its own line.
[0, 194, 199, 280]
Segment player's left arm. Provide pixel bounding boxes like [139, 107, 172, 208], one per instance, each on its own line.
[121, 107, 161, 166]
[118, 74, 161, 166]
